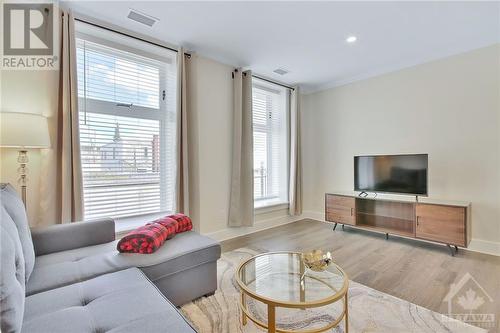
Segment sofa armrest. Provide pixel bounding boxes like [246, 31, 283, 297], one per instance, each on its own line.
[31, 218, 115, 256]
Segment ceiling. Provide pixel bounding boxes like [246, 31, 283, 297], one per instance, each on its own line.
[65, 1, 500, 92]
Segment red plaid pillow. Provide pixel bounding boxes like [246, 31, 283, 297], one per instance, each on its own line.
[117, 214, 193, 254]
[117, 219, 176, 254]
[168, 213, 193, 233]
[153, 216, 178, 238]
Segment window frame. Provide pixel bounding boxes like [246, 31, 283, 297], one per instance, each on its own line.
[252, 79, 290, 209]
[75, 28, 177, 220]
[76, 32, 170, 117]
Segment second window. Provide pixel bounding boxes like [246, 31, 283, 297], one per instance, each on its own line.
[252, 79, 289, 208]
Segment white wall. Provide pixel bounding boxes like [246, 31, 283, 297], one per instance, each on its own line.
[0, 70, 59, 226]
[187, 55, 233, 233]
[301, 45, 500, 251]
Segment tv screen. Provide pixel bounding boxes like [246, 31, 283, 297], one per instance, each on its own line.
[354, 154, 428, 196]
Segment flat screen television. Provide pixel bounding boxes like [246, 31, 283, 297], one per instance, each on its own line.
[354, 154, 428, 196]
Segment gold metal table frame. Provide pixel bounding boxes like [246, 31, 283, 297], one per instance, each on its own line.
[235, 251, 349, 333]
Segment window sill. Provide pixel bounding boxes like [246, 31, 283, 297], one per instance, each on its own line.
[254, 202, 289, 215]
[115, 211, 171, 235]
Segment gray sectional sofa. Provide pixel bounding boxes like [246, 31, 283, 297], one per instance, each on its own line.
[1, 184, 221, 332]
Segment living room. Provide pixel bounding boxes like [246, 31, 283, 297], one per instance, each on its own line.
[1, 1, 499, 333]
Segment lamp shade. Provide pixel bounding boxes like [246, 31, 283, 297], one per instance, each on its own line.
[0, 112, 51, 148]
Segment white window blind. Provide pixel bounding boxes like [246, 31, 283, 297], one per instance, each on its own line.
[252, 80, 289, 207]
[76, 22, 177, 220]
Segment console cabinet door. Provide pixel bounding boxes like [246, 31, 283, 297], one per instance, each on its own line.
[416, 204, 466, 246]
[325, 194, 355, 225]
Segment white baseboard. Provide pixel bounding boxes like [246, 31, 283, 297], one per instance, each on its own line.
[302, 210, 326, 222]
[204, 214, 304, 242]
[302, 210, 500, 257]
[468, 239, 500, 256]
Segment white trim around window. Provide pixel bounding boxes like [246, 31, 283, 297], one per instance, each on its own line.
[75, 20, 178, 220]
[252, 78, 290, 209]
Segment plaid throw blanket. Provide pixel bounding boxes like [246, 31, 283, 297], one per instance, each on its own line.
[117, 214, 192, 254]
[168, 213, 194, 233]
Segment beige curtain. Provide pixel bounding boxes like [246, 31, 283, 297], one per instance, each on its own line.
[45, 10, 83, 224]
[289, 87, 302, 215]
[176, 48, 189, 214]
[228, 69, 254, 227]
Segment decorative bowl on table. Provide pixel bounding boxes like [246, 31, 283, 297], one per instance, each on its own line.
[301, 250, 332, 272]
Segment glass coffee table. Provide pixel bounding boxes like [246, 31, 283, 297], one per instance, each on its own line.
[235, 251, 349, 333]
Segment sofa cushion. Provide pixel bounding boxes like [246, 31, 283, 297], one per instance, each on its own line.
[27, 231, 221, 295]
[22, 268, 195, 333]
[31, 218, 115, 256]
[0, 207, 26, 333]
[1, 184, 35, 282]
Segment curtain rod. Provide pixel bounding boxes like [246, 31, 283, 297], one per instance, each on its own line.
[252, 74, 295, 91]
[74, 17, 191, 57]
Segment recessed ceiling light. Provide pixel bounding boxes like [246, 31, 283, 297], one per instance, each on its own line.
[346, 36, 357, 43]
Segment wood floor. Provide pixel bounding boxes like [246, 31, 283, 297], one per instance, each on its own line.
[221, 219, 500, 332]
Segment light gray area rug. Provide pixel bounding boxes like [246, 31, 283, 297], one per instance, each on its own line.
[180, 248, 486, 333]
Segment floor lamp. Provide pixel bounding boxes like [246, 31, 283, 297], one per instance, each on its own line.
[0, 112, 51, 207]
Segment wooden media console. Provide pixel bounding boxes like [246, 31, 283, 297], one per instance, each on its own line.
[325, 192, 471, 255]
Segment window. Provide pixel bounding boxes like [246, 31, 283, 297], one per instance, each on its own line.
[252, 79, 289, 208]
[76, 22, 177, 220]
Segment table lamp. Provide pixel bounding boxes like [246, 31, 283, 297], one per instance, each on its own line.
[0, 112, 51, 207]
